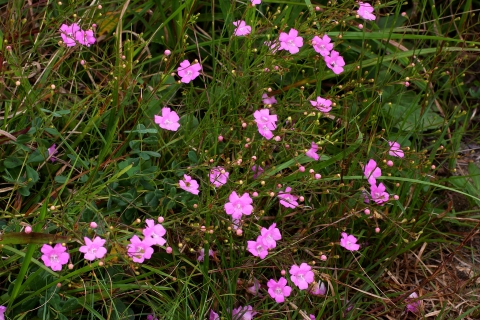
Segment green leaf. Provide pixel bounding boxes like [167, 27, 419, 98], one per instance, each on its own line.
[44, 127, 60, 136]
[19, 187, 30, 196]
[25, 165, 39, 183]
[55, 176, 68, 184]
[27, 150, 46, 163]
[4, 157, 23, 168]
[16, 134, 33, 144]
[188, 150, 198, 163]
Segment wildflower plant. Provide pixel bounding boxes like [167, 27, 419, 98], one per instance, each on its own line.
[0, 0, 479, 319]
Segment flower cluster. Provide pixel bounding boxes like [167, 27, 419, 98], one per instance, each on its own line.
[59, 23, 96, 47]
[247, 223, 281, 259]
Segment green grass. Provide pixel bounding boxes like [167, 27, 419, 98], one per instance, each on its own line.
[1, 0, 480, 319]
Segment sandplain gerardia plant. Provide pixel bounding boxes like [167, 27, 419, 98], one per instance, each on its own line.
[0, 0, 479, 319]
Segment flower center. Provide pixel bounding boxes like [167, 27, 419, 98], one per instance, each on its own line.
[261, 116, 269, 122]
[275, 287, 283, 295]
[50, 254, 59, 263]
[297, 273, 304, 281]
[88, 248, 97, 255]
[164, 119, 171, 125]
[236, 203, 242, 210]
[256, 244, 263, 253]
[287, 39, 295, 46]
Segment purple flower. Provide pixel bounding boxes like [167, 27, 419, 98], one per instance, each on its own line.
[251, 165, 264, 179]
[209, 166, 229, 187]
[406, 292, 421, 313]
[154, 107, 180, 131]
[278, 187, 299, 208]
[143, 219, 167, 246]
[0, 306, 6, 320]
[310, 96, 332, 113]
[177, 60, 202, 83]
[262, 93, 277, 105]
[232, 305, 257, 320]
[370, 182, 389, 205]
[147, 314, 158, 320]
[257, 124, 274, 140]
[209, 309, 220, 320]
[324, 50, 345, 74]
[48, 144, 58, 162]
[224, 191, 253, 219]
[197, 248, 214, 261]
[127, 235, 154, 263]
[267, 277, 292, 303]
[306, 142, 320, 161]
[309, 281, 327, 295]
[340, 232, 360, 251]
[251, 0, 261, 4]
[246, 278, 262, 296]
[179, 174, 200, 195]
[247, 236, 269, 259]
[79, 236, 107, 261]
[363, 159, 381, 185]
[279, 28, 303, 54]
[388, 141, 404, 158]
[312, 35, 333, 57]
[233, 20, 251, 36]
[357, 2, 376, 21]
[289, 262, 314, 290]
[76, 29, 96, 46]
[260, 223, 281, 249]
[41, 243, 70, 271]
[59, 23, 81, 47]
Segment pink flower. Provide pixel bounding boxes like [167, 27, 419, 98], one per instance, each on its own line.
[154, 107, 180, 131]
[252, 165, 264, 179]
[209, 309, 220, 320]
[260, 223, 281, 249]
[357, 2, 376, 21]
[147, 315, 158, 320]
[306, 142, 320, 160]
[233, 20, 251, 36]
[0, 306, 6, 320]
[247, 236, 269, 259]
[309, 281, 327, 295]
[278, 187, 299, 208]
[59, 23, 81, 47]
[127, 235, 154, 263]
[267, 277, 292, 303]
[312, 35, 333, 57]
[257, 124, 274, 140]
[79, 236, 107, 261]
[340, 232, 360, 251]
[406, 292, 421, 313]
[264, 40, 280, 53]
[41, 243, 70, 271]
[197, 248, 214, 261]
[279, 28, 303, 54]
[289, 263, 314, 290]
[251, 0, 261, 4]
[310, 96, 332, 113]
[324, 50, 345, 74]
[262, 93, 277, 105]
[179, 174, 200, 195]
[388, 141, 404, 158]
[370, 182, 389, 205]
[225, 191, 253, 219]
[363, 159, 381, 184]
[232, 305, 257, 320]
[254, 109, 277, 130]
[177, 60, 202, 83]
[209, 166, 229, 187]
[76, 29, 96, 46]
[246, 278, 262, 296]
[48, 144, 58, 162]
[143, 219, 167, 246]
